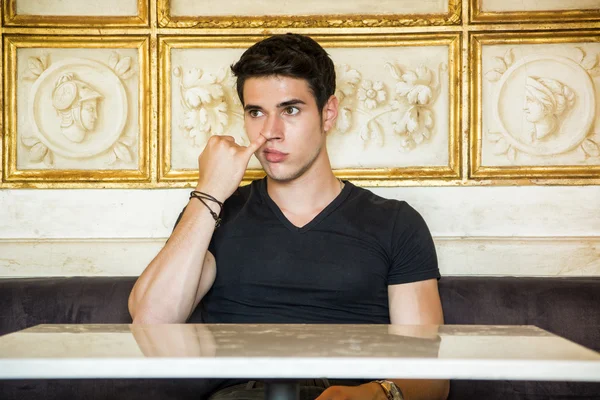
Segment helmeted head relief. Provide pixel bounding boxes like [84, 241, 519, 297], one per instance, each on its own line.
[52, 73, 102, 142]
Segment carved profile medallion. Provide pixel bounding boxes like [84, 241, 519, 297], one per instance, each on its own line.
[493, 55, 595, 157]
[28, 58, 128, 159]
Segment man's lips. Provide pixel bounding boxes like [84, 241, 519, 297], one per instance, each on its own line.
[263, 149, 288, 163]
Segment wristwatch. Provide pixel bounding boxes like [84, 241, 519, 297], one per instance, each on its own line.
[375, 380, 404, 400]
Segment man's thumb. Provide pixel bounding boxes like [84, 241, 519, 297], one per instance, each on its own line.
[246, 134, 267, 155]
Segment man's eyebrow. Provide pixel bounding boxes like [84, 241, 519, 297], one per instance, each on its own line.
[244, 99, 306, 111]
[244, 104, 263, 111]
[277, 99, 306, 108]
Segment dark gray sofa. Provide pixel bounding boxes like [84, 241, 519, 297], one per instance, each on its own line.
[1, 276, 599, 399]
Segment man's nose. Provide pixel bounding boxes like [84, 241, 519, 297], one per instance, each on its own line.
[261, 114, 283, 140]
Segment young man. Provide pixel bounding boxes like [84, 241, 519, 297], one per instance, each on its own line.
[129, 33, 448, 400]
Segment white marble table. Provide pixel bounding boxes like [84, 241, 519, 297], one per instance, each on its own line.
[0, 324, 599, 386]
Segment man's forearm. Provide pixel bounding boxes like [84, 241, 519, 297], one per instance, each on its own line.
[129, 199, 217, 323]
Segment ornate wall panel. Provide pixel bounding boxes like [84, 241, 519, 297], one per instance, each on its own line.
[470, 0, 600, 23]
[159, 35, 461, 184]
[3, 36, 150, 183]
[158, 0, 461, 28]
[470, 31, 600, 179]
[0, 1, 598, 189]
[3, 0, 149, 27]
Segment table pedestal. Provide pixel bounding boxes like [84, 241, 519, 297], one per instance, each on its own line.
[264, 381, 299, 400]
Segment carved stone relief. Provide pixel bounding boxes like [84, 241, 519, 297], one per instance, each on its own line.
[170, 48, 247, 170]
[17, 49, 139, 170]
[480, 0, 600, 12]
[169, 46, 451, 171]
[15, 0, 138, 16]
[482, 44, 600, 166]
[327, 46, 450, 168]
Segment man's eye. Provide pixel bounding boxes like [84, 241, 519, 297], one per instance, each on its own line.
[249, 109, 263, 117]
[284, 106, 299, 116]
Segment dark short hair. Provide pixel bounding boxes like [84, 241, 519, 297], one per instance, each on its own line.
[231, 33, 336, 113]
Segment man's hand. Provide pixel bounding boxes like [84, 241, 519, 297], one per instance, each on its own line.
[195, 134, 267, 201]
[315, 383, 386, 400]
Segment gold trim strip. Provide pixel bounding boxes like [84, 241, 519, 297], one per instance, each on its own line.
[4, 22, 600, 36]
[469, 30, 600, 179]
[157, 0, 461, 28]
[470, 0, 600, 24]
[3, 0, 149, 27]
[2, 178, 600, 189]
[3, 35, 151, 183]
[0, 33, 4, 184]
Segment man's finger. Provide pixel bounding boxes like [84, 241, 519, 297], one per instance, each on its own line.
[245, 134, 267, 155]
[220, 136, 236, 143]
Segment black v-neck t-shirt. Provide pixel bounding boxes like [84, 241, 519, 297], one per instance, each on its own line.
[188, 178, 440, 324]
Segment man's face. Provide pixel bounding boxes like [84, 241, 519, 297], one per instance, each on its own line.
[243, 76, 335, 182]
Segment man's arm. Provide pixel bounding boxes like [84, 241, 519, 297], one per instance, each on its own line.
[316, 279, 448, 400]
[386, 278, 449, 400]
[128, 202, 218, 323]
[128, 134, 266, 324]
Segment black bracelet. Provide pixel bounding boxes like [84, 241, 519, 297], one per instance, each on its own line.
[190, 191, 224, 209]
[189, 192, 222, 228]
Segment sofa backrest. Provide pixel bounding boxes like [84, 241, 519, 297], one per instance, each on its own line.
[1, 276, 599, 400]
[2, 276, 599, 350]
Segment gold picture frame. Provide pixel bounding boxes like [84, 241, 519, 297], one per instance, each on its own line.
[470, 0, 600, 24]
[3, 0, 149, 28]
[159, 34, 462, 186]
[3, 35, 151, 184]
[157, 0, 461, 28]
[469, 31, 600, 180]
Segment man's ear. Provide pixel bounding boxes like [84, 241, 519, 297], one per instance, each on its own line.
[322, 95, 339, 133]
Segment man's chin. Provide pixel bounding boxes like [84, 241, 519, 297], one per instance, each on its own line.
[264, 170, 297, 183]
[262, 165, 302, 183]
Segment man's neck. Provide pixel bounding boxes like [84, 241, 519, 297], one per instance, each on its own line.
[266, 165, 342, 227]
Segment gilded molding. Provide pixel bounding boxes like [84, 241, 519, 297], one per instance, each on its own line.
[469, 0, 600, 24]
[2, 0, 149, 27]
[469, 31, 600, 179]
[157, 0, 461, 28]
[2, 35, 151, 183]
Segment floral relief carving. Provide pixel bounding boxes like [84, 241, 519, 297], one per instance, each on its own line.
[334, 62, 445, 151]
[173, 66, 244, 146]
[333, 64, 361, 134]
[485, 47, 600, 162]
[21, 52, 137, 167]
[171, 60, 446, 153]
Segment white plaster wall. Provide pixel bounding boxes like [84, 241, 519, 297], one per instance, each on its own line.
[1, 186, 598, 277]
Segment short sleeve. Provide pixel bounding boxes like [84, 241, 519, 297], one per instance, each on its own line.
[388, 203, 440, 285]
